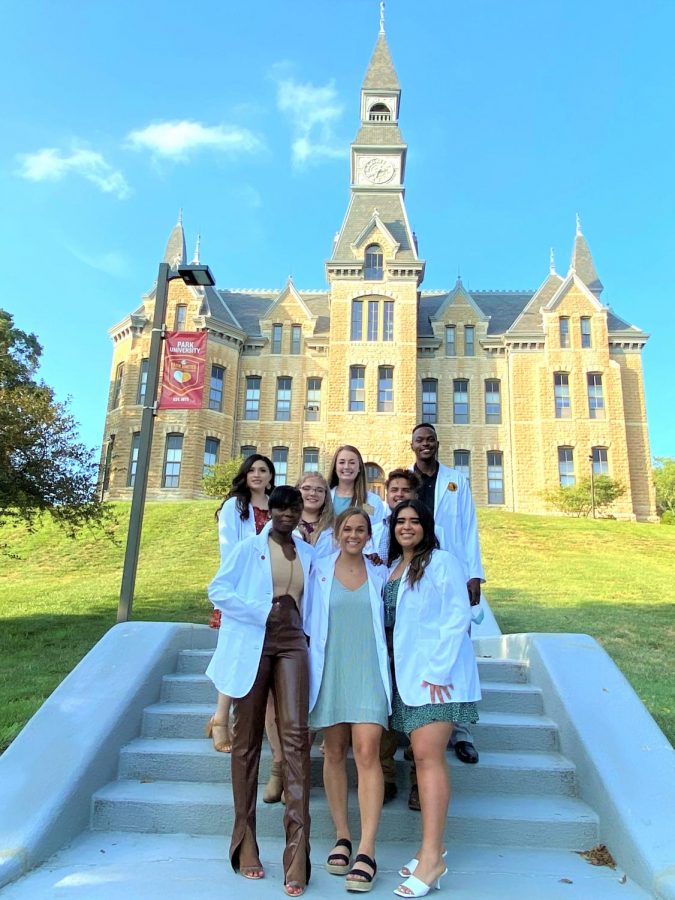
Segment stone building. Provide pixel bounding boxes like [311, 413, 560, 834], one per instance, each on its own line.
[100, 27, 656, 520]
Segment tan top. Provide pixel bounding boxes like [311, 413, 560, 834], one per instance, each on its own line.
[269, 537, 304, 610]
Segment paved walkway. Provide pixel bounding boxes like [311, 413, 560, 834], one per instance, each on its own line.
[2, 832, 650, 899]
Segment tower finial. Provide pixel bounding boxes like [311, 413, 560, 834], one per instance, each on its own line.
[379, 0, 385, 34]
[576, 212, 582, 236]
[550, 247, 556, 273]
[178, 207, 183, 226]
[192, 233, 201, 265]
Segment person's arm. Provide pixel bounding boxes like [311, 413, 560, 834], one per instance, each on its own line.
[208, 539, 269, 628]
[217, 498, 242, 563]
[421, 554, 472, 692]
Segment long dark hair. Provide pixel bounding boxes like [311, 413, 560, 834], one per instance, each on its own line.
[387, 498, 439, 587]
[215, 454, 275, 521]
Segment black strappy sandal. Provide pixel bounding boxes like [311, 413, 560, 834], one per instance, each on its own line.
[326, 838, 353, 875]
[345, 853, 377, 892]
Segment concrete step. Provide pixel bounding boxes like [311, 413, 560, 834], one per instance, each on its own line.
[141, 704, 559, 751]
[176, 649, 530, 683]
[118, 738, 578, 796]
[1, 832, 651, 900]
[160, 673, 543, 714]
[91, 781, 598, 849]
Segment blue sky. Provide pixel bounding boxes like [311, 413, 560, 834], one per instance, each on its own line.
[2, 0, 673, 457]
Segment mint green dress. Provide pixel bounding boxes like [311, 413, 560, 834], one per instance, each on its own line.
[310, 578, 389, 728]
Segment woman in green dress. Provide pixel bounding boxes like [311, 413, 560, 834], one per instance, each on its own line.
[385, 499, 481, 898]
[307, 507, 391, 893]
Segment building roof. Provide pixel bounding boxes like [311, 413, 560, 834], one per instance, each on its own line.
[362, 33, 400, 91]
[353, 123, 405, 146]
[332, 192, 417, 261]
[571, 217, 603, 295]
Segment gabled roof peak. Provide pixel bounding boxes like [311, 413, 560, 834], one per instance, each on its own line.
[362, 31, 400, 91]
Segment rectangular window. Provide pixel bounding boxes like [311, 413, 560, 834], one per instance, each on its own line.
[102, 435, 115, 492]
[464, 325, 475, 357]
[445, 325, 456, 356]
[592, 446, 609, 476]
[554, 373, 571, 419]
[273, 447, 288, 485]
[453, 379, 469, 424]
[349, 365, 366, 411]
[559, 317, 570, 348]
[377, 366, 394, 412]
[581, 317, 592, 348]
[485, 379, 501, 424]
[244, 376, 261, 420]
[421, 379, 438, 423]
[558, 447, 575, 487]
[174, 304, 187, 330]
[383, 301, 394, 341]
[203, 437, 220, 476]
[162, 433, 183, 488]
[272, 323, 283, 354]
[487, 451, 504, 504]
[209, 364, 225, 411]
[276, 376, 292, 421]
[240, 445, 257, 458]
[127, 432, 140, 487]
[136, 358, 149, 405]
[587, 373, 605, 419]
[351, 300, 363, 341]
[305, 377, 321, 421]
[367, 300, 379, 341]
[454, 449, 470, 484]
[111, 363, 124, 409]
[291, 324, 302, 355]
[303, 448, 319, 472]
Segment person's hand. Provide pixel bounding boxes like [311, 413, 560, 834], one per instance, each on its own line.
[273, 594, 295, 604]
[421, 681, 453, 703]
[467, 578, 481, 607]
[365, 552, 384, 566]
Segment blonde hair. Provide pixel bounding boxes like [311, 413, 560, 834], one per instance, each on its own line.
[296, 471, 334, 545]
[328, 445, 368, 509]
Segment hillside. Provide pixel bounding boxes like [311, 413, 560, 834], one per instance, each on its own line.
[1, 503, 673, 751]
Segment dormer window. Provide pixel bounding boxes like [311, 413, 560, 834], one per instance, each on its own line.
[369, 102, 391, 122]
[364, 244, 384, 280]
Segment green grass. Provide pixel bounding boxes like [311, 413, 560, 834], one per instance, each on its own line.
[1, 503, 673, 752]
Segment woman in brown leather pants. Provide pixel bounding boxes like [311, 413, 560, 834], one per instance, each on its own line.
[206, 485, 315, 896]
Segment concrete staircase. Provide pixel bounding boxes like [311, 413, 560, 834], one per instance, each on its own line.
[90, 650, 600, 850]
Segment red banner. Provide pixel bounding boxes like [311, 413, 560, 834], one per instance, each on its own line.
[159, 331, 208, 410]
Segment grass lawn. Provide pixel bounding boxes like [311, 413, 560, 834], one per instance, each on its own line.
[1, 503, 673, 752]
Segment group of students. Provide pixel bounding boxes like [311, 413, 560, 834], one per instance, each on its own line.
[204, 424, 484, 898]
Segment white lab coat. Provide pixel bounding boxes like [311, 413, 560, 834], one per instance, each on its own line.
[414, 463, 485, 582]
[330, 488, 386, 526]
[388, 549, 481, 707]
[206, 523, 315, 698]
[306, 552, 391, 713]
[292, 526, 337, 559]
[216, 496, 260, 564]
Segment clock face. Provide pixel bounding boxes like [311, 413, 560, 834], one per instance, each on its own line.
[363, 157, 395, 184]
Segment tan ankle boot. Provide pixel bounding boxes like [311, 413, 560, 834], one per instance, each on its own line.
[263, 760, 283, 803]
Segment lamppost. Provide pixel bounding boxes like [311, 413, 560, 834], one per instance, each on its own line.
[588, 453, 597, 520]
[117, 261, 215, 623]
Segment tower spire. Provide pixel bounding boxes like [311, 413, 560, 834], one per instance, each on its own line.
[163, 211, 186, 268]
[191, 232, 201, 265]
[576, 212, 582, 236]
[570, 215, 603, 295]
[550, 247, 556, 274]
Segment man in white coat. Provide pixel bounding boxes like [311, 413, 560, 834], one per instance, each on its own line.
[410, 423, 485, 779]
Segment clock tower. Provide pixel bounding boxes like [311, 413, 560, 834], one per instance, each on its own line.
[325, 19, 424, 479]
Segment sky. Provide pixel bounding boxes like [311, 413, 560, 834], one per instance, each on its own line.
[1, 0, 673, 458]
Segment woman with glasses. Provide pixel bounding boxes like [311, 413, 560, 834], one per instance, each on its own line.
[296, 471, 335, 556]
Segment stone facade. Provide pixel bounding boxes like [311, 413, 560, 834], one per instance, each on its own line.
[99, 31, 656, 521]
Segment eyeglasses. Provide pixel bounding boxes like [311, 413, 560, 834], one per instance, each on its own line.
[300, 486, 326, 494]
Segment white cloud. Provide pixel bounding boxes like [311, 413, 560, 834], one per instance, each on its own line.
[16, 147, 131, 199]
[275, 76, 346, 168]
[65, 245, 130, 277]
[126, 120, 264, 160]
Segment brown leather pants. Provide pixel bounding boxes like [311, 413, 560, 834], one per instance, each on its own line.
[230, 596, 311, 886]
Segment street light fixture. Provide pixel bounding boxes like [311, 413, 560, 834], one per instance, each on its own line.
[117, 260, 215, 623]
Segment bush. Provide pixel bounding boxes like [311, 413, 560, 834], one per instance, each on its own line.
[660, 510, 675, 526]
[201, 455, 244, 499]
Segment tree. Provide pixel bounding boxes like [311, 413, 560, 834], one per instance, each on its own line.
[653, 457, 675, 517]
[543, 476, 626, 518]
[202, 455, 244, 499]
[0, 309, 114, 537]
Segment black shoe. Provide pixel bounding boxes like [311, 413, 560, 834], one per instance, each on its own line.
[408, 784, 421, 811]
[454, 740, 479, 764]
[383, 782, 398, 804]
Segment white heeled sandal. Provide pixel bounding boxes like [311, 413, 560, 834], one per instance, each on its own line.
[398, 850, 447, 878]
[393, 867, 447, 898]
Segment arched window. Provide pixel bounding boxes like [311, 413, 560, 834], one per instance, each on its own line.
[364, 244, 383, 280]
[368, 102, 391, 122]
[365, 463, 385, 498]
